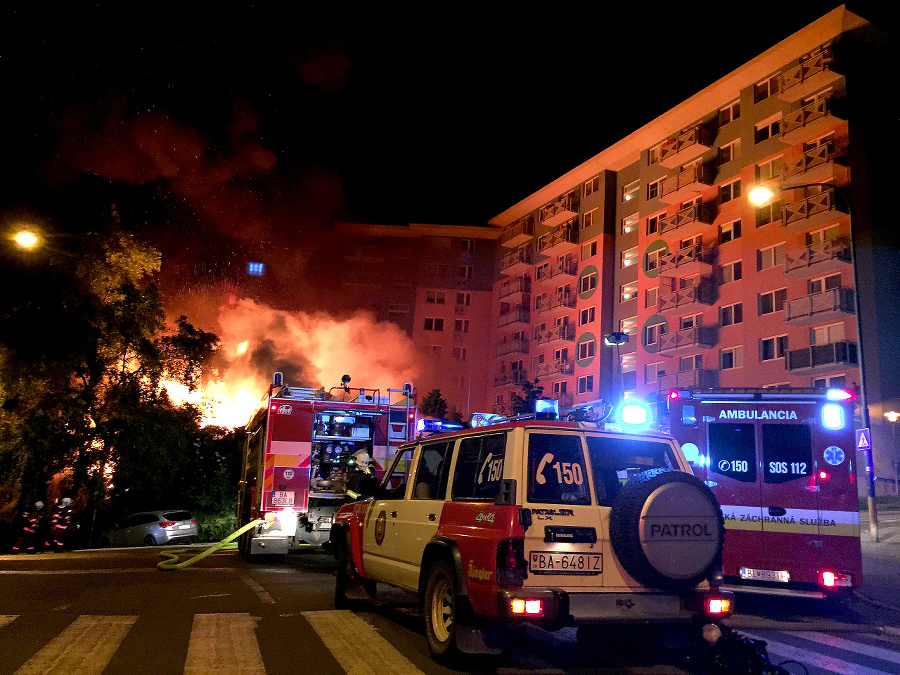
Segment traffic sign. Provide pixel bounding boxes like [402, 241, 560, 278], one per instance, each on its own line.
[856, 428, 871, 451]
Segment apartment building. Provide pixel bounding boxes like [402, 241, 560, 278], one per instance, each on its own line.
[488, 7, 899, 490]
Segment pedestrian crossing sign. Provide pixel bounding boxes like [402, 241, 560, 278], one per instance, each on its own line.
[856, 428, 871, 451]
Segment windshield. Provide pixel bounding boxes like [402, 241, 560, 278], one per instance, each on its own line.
[585, 435, 677, 506]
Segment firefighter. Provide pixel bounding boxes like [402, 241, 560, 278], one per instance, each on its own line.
[12, 501, 46, 554]
[50, 497, 74, 552]
[347, 449, 379, 497]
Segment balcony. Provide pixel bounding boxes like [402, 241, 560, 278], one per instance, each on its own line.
[657, 369, 717, 391]
[494, 370, 529, 388]
[780, 95, 845, 145]
[497, 307, 530, 328]
[540, 192, 579, 228]
[658, 203, 712, 238]
[783, 189, 849, 232]
[656, 244, 714, 277]
[499, 275, 531, 300]
[659, 165, 714, 204]
[501, 216, 535, 248]
[658, 325, 716, 356]
[539, 224, 578, 256]
[534, 323, 576, 346]
[535, 290, 577, 315]
[783, 143, 848, 185]
[532, 359, 574, 378]
[659, 125, 714, 168]
[658, 280, 714, 315]
[777, 46, 841, 102]
[786, 341, 857, 374]
[496, 338, 529, 357]
[784, 238, 852, 278]
[536, 257, 578, 282]
[500, 247, 534, 276]
[785, 288, 855, 326]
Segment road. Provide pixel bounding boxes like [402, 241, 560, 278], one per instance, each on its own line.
[1, 544, 900, 675]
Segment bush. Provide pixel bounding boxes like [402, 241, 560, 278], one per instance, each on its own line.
[858, 495, 900, 511]
[194, 511, 237, 543]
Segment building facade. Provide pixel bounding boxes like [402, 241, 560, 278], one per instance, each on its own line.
[487, 7, 900, 491]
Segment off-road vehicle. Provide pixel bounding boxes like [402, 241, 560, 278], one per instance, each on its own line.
[331, 410, 732, 663]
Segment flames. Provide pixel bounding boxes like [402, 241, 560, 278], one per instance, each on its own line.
[164, 298, 423, 429]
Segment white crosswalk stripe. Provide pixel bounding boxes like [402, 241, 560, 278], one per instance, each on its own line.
[183, 613, 266, 675]
[742, 629, 900, 675]
[0, 616, 17, 630]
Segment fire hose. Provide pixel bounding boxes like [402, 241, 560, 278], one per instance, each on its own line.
[157, 518, 272, 570]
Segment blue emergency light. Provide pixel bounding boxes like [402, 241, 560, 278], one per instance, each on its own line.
[416, 419, 464, 434]
[617, 400, 653, 430]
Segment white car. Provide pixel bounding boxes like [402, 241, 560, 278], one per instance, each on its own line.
[99, 510, 198, 547]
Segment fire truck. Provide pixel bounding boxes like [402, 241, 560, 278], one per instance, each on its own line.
[236, 373, 416, 560]
[666, 387, 861, 598]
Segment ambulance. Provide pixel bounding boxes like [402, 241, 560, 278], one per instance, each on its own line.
[666, 387, 861, 598]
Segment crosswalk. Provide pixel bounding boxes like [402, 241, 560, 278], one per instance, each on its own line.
[2, 611, 900, 674]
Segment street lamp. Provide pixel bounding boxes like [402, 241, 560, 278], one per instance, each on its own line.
[13, 230, 40, 249]
[604, 331, 630, 404]
[885, 411, 899, 495]
[750, 181, 879, 539]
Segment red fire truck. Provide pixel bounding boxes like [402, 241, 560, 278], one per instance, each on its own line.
[666, 387, 861, 598]
[236, 373, 416, 560]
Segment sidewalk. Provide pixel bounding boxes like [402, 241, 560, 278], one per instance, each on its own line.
[857, 509, 900, 619]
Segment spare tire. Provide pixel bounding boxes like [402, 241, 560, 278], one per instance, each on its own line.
[609, 468, 724, 590]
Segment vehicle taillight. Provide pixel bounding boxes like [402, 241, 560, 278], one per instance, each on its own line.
[706, 597, 733, 615]
[496, 538, 526, 587]
[819, 470, 829, 480]
[191, 519, 197, 524]
[159, 522, 175, 528]
[510, 598, 544, 616]
[819, 570, 852, 588]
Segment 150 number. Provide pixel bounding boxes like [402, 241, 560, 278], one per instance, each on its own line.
[536, 453, 584, 485]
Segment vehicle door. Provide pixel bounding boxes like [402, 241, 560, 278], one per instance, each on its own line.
[361, 446, 413, 584]
[522, 430, 601, 588]
[392, 439, 453, 590]
[110, 515, 139, 546]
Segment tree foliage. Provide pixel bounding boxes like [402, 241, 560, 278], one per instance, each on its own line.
[0, 215, 230, 546]
[511, 378, 544, 415]
[418, 388, 448, 419]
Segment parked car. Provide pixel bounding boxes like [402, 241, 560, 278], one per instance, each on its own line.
[99, 510, 198, 547]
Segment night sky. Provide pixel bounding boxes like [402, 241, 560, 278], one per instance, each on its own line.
[1, 2, 892, 324]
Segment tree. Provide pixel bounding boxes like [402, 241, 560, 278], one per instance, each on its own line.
[510, 379, 544, 415]
[419, 388, 448, 419]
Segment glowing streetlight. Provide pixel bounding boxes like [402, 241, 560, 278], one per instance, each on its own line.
[13, 230, 40, 249]
[886, 412, 900, 494]
[749, 180, 879, 539]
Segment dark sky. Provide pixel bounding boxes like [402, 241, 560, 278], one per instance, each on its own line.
[1, 2, 891, 320]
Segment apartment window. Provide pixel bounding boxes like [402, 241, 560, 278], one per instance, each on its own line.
[623, 180, 639, 202]
[755, 116, 782, 143]
[620, 316, 637, 336]
[456, 292, 471, 306]
[578, 339, 596, 360]
[758, 288, 788, 315]
[584, 175, 601, 197]
[754, 73, 781, 102]
[719, 100, 741, 125]
[621, 352, 636, 373]
[756, 201, 782, 227]
[679, 314, 699, 330]
[388, 303, 409, 321]
[680, 354, 702, 372]
[680, 233, 701, 250]
[813, 375, 846, 389]
[648, 178, 663, 200]
[648, 142, 666, 166]
[647, 212, 665, 235]
[645, 287, 658, 309]
[721, 260, 743, 284]
[620, 282, 637, 302]
[577, 375, 594, 393]
[552, 381, 567, 397]
[424, 318, 444, 331]
[759, 335, 788, 361]
[758, 243, 786, 271]
[756, 156, 782, 182]
[721, 346, 744, 370]
[454, 319, 469, 333]
[645, 362, 666, 385]
[622, 214, 638, 235]
[718, 139, 741, 163]
[425, 290, 446, 304]
[720, 302, 743, 326]
[719, 219, 742, 244]
[581, 272, 598, 294]
[621, 246, 638, 268]
[645, 321, 667, 346]
[553, 347, 568, 362]
[582, 208, 597, 230]
[458, 265, 473, 280]
[808, 224, 841, 245]
[579, 306, 595, 325]
[427, 345, 442, 357]
[808, 273, 841, 295]
[719, 179, 741, 204]
[646, 248, 663, 272]
[811, 322, 845, 345]
[452, 347, 468, 361]
[510, 360, 524, 371]
[582, 240, 598, 259]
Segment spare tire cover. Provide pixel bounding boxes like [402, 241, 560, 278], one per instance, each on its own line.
[609, 468, 724, 590]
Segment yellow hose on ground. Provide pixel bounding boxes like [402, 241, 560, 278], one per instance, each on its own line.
[157, 518, 271, 570]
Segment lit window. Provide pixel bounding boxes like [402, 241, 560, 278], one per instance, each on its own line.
[622, 214, 639, 234]
[620, 316, 637, 335]
[622, 247, 638, 268]
[623, 180, 639, 202]
[621, 281, 637, 302]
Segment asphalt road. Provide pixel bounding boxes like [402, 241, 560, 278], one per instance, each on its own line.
[1, 543, 899, 674]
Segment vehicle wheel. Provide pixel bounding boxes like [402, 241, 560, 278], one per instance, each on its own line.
[424, 561, 463, 663]
[143, 534, 157, 546]
[609, 469, 724, 590]
[334, 532, 374, 608]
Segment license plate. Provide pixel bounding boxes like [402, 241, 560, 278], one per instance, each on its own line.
[529, 551, 602, 575]
[271, 490, 295, 506]
[740, 567, 790, 583]
[178, 524, 191, 529]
